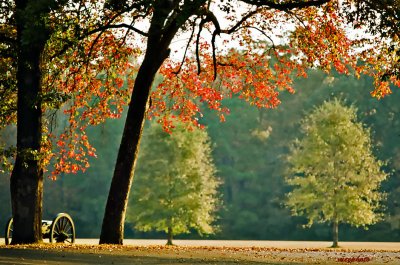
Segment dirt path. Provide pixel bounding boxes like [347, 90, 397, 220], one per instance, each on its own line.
[0, 242, 399, 265]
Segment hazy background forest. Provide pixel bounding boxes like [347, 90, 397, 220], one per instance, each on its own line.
[1, 69, 400, 241]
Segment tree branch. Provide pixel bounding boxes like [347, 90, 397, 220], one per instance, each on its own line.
[195, 19, 206, 75]
[211, 30, 218, 80]
[222, 9, 259, 34]
[86, 23, 148, 37]
[50, 3, 150, 61]
[240, 25, 277, 49]
[173, 19, 197, 75]
[196, 7, 222, 77]
[238, 0, 331, 10]
[199, 7, 221, 34]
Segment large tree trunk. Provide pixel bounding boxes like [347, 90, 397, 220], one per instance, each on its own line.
[10, 0, 48, 244]
[99, 0, 202, 244]
[99, 45, 170, 244]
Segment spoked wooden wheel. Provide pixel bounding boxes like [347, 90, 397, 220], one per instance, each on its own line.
[5, 217, 13, 245]
[50, 213, 75, 243]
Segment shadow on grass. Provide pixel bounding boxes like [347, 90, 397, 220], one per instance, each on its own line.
[0, 248, 295, 265]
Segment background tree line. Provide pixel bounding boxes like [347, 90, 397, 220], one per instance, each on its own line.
[1, 69, 398, 241]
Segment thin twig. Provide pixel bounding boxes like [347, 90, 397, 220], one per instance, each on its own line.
[173, 19, 198, 75]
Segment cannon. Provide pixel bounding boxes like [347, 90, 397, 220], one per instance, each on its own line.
[5, 213, 75, 245]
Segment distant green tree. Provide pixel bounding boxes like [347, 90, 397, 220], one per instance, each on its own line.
[285, 99, 388, 248]
[127, 121, 221, 245]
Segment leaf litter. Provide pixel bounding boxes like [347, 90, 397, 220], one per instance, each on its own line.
[1, 243, 400, 264]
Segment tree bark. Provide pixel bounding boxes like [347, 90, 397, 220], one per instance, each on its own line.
[99, 44, 170, 244]
[166, 226, 173, 246]
[10, 0, 47, 244]
[99, 0, 204, 245]
[331, 219, 339, 248]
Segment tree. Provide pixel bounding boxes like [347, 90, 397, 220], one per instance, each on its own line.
[1, 0, 135, 243]
[127, 121, 220, 245]
[342, 0, 400, 82]
[285, 99, 388, 248]
[100, 0, 378, 244]
[6, 0, 60, 244]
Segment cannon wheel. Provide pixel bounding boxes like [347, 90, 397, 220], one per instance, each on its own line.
[50, 213, 75, 243]
[5, 217, 13, 245]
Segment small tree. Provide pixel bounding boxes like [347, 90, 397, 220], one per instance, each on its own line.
[285, 99, 388, 248]
[127, 121, 221, 245]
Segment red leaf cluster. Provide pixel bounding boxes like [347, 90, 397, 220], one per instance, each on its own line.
[337, 256, 372, 263]
[42, 32, 139, 179]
